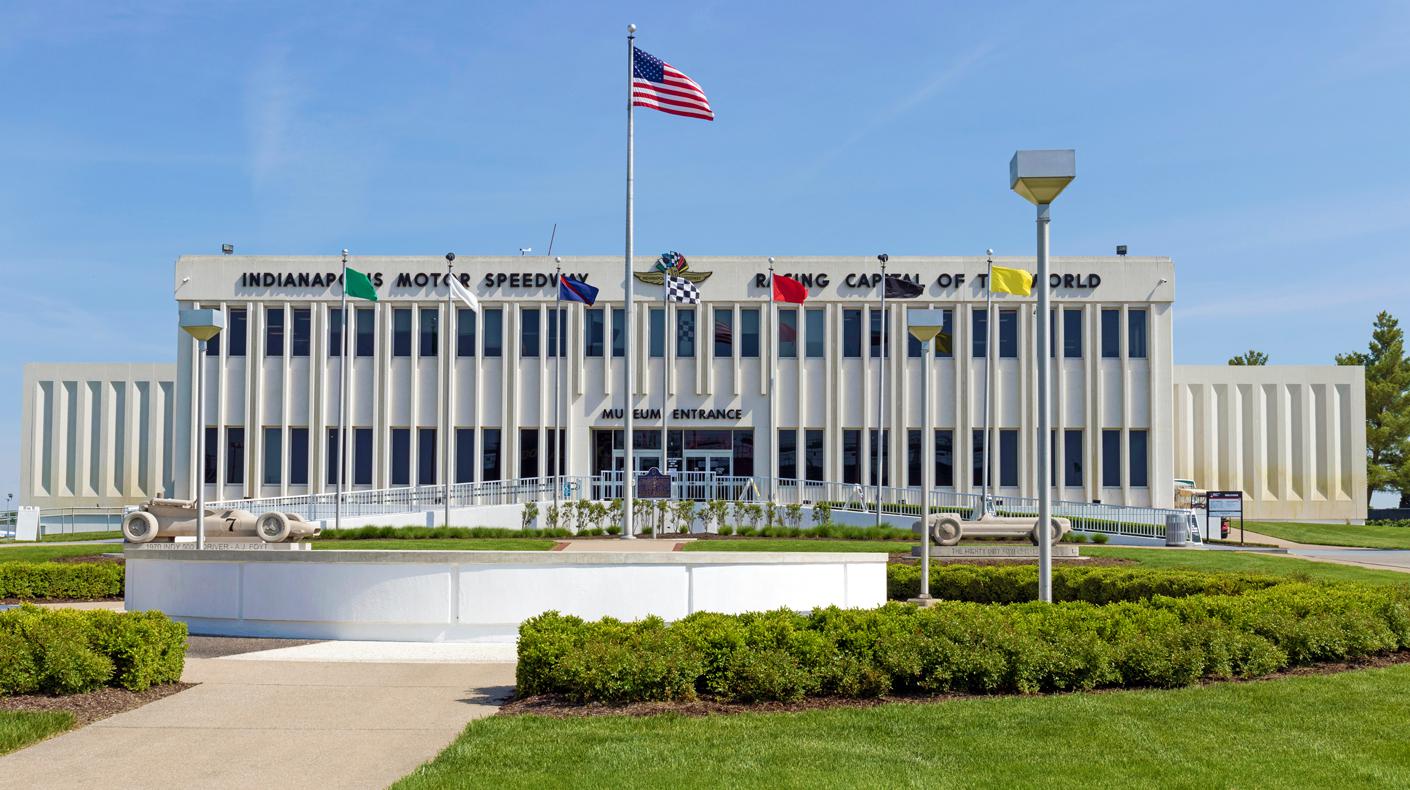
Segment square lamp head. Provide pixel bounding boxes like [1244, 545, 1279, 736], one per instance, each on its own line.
[907, 308, 946, 343]
[1010, 149, 1076, 205]
[180, 308, 225, 343]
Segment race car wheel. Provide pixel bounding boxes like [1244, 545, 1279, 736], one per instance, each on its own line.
[255, 512, 292, 543]
[930, 516, 963, 546]
[1029, 517, 1065, 546]
[122, 511, 160, 543]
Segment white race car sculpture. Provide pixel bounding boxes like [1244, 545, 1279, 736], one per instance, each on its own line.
[122, 499, 321, 544]
[916, 511, 1071, 546]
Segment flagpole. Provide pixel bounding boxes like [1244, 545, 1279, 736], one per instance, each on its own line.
[875, 254, 887, 529]
[767, 258, 777, 503]
[444, 253, 455, 530]
[658, 270, 667, 540]
[983, 250, 994, 516]
[337, 249, 349, 532]
[555, 257, 563, 518]
[622, 23, 637, 540]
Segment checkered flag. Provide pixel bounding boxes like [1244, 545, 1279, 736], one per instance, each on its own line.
[665, 274, 700, 304]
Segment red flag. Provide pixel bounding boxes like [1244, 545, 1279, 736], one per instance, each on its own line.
[772, 273, 808, 303]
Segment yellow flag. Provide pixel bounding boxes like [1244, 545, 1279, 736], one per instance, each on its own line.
[990, 265, 1034, 296]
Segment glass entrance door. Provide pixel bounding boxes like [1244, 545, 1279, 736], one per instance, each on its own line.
[684, 450, 731, 476]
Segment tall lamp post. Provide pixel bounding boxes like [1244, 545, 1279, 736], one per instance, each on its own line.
[1009, 149, 1075, 603]
[907, 308, 946, 603]
[180, 308, 225, 550]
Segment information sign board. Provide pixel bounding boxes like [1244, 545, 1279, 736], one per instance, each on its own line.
[637, 468, 671, 500]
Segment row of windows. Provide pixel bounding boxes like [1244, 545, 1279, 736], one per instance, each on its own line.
[205, 424, 1148, 490]
[205, 305, 1149, 361]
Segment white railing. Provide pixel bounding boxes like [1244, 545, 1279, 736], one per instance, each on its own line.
[212, 473, 1195, 541]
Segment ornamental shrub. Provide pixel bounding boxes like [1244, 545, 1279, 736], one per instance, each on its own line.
[516, 568, 1410, 704]
[0, 605, 187, 696]
[0, 561, 124, 600]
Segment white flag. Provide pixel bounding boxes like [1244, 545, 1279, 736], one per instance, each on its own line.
[447, 274, 480, 311]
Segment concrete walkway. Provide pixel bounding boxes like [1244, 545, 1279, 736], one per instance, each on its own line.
[0, 653, 515, 790]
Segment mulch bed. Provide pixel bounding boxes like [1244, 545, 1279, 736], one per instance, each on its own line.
[50, 554, 124, 565]
[499, 651, 1410, 719]
[0, 683, 193, 726]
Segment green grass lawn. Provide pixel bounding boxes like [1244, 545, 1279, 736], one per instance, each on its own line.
[395, 664, 1410, 789]
[312, 538, 557, 551]
[1083, 545, 1410, 585]
[1243, 521, 1410, 550]
[685, 538, 915, 553]
[0, 711, 74, 756]
[0, 543, 121, 562]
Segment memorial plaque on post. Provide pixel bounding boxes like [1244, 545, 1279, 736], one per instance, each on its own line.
[638, 468, 671, 500]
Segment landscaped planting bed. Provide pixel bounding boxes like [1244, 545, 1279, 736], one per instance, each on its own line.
[0, 561, 124, 601]
[0, 606, 187, 695]
[516, 566, 1410, 704]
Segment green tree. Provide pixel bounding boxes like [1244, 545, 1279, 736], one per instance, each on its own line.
[1228, 350, 1269, 366]
[1337, 312, 1410, 502]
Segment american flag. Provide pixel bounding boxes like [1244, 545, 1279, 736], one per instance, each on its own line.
[633, 47, 714, 121]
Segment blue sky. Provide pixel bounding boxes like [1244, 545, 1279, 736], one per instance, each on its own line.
[2, 1, 1408, 501]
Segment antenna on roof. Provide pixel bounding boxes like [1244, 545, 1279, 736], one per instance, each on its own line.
[546, 223, 558, 258]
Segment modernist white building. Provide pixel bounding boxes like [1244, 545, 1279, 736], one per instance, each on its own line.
[18, 254, 1367, 521]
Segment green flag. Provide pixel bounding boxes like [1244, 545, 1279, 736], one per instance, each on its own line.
[343, 267, 378, 301]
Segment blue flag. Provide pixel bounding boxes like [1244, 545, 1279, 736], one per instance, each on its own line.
[558, 275, 598, 306]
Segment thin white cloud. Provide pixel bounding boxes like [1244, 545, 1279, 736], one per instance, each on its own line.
[244, 42, 300, 190]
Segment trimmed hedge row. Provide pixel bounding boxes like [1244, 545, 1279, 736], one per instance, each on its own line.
[0, 562, 124, 600]
[517, 572, 1410, 704]
[0, 605, 187, 695]
[314, 526, 576, 541]
[886, 564, 1284, 604]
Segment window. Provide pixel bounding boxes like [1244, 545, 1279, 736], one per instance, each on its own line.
[483, 309, 503, 357]
[228, 308, 247, 357]
[455, 428, 475, 483]
[544, 429, 565, 476]
[290, 428, 308, 486]
[805, 309, 824, 358]
[648, 308, 665, 357]
[356, 307, 375, 357]
[1101, 309, 1120, 358]
[391, 428, 411, 486]
[521, 308, 541, 358]
[998, 309, 1018, 358]
[907, 429, 922, 487]
[262, 427, 281, 485]
[1049, 309, 1057, 358]
[972, 309, 987, 358]
[732, 429, 755, 477]
[457, 309, 476, 356]
[1064, 309, 1082, 358]
[1102, 429, 1121, 487]
[1064, 429, 1082, 487]
[205, 307, 221, 355]
[935, 430, 954, 487]
[418, 429, 436, 485]
[611, 308, 625, 357]
[1129, 430, 1148, 487]
[740, 308, 760, 357]
[842, 309, 862, 358]
[354, 428, 372, 485]
[713, 308, 732, 357]
[777, 430, 797, 479]
[520, 429, 539, 478]
[677, 308, 695, 358]
[420, 308, 438, 357]
[585, 308, 605, 356]
[225, 427, 245, 485]
[329, 308, 343, 357]
[868, 429, 889, 486]
[483, 428, 502, 481]
[290, 308, 310, 356]
[972, 429, 986, 486]
[842, 430, 861, 485]
[326, 428, 341, 485]
[1128, 309, 1148, 359]
[805, 429, 824, 481]
[869, 309, 888, 359]
[546, 308, 565, 357]
[204, 427, 217, 484]
[779, 309, 797, 358]
[1000, 429, 1018, 487]
[265, 308, 285, 357]
[393, 309, 412, 357]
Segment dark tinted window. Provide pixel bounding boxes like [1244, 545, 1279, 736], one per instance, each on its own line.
[869, 309, 888, 359]
[455, 428, 474, 483]
[326, 428, 340, 485]
[1102, 429, 1121, 487]
[354, 428, 372, 485]
[265, 308, 284, 357]
[842, 310, 861, 358]
[842, 429, 861, 484]
[1064, 308, 1082, 358]
[1130, 430, 1148, 487]
[972, 309, 987, 358]
[225, 427, 244, 485]
[649, 308, 664, 357]
[393, 309, 412, 357]
[520, 429, 539, 478]
[228, 308, 247, 357]
[611, 308, 625, 357]
[457, 309, 475, 357]
[779, 309, 797, 358]
[391, 428, 411, 486]
[1128, 309, 1148, 359]
[585, 308, 605, 356]
[868, 429, 889, 487]
[204, 426, 218, 484]
[418, 429, 436, 485]
[291, 309, 311, 356]
[483, 309, 503, 357]
[777, 430, 797, 479]
[740, 309, 760, 357]
[289, 427, 308, 486]
[805, 429, 824, 480]
[998, 310, 1018, 358]
[713, 308, 732, 357]
[1101, 309, 1120, 358]
[677, 308, 695, 358]
[482, 428, 502, 480]
[1064, 429, 1082, 487]
[262, 427, 281, 485]
[935, 430, 953, 487]
[419, 308, 438, 357]
[329, 308, 343, 357]
[521, 308, 541, 358]
[546, 308, 565, 357]
[972, 429, 985, 486]
[1000, 429, 1018, 487]
[356, 308, 375, 357]
[805, 309, 824, 358]
[907, 429, 922, 487]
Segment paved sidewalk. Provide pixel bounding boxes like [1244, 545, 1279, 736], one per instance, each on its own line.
[0, 656, 515, 790]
